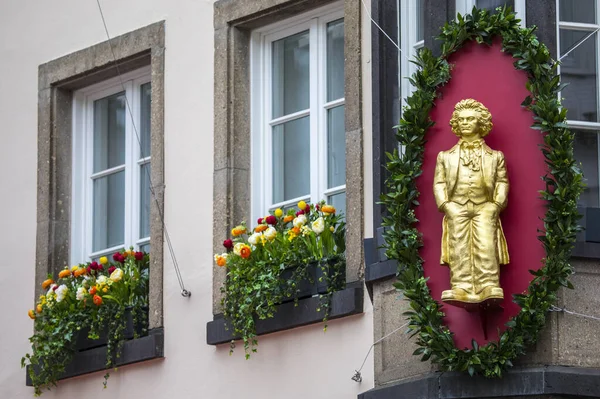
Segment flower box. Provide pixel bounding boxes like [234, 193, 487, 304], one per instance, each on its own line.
[279, 259, 345, 303]
[75, 307, 148, 351]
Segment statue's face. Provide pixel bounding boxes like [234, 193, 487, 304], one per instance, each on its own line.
[456, 108, 481, 139]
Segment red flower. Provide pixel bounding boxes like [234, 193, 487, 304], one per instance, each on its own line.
[305, 205, 311, 213]
[135, 251, 144, 260]
[296, 210, 304, 216]
[266, 215, 277, 225]
[257, 218, 263, 225]
[86, 266, 92, 274]
[316, 204, 320, 210]
[52, 285, 58, 291]
[223, 239, 233, 250]
[90, 261, 99, 270]
[108, 266, 116, 274]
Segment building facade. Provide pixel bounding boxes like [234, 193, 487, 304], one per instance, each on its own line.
[0, 0, 599, 398]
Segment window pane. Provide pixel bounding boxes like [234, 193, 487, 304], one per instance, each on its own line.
[93, 171, 125, 251]
[327, 19, 345, 102]
[574, 131, 599, 208]
[272, 116, 310, 203]
[140, 162, 151, 239]
[93, 92, 126, 173]
[560, 30, 598, 122]
[272, 31, 310, 118]
[476, 0, 514, 12]
[140, 243, 150, 254]
[327, 191, 346, 220]
[417, 2, 424, 42]
[560, 0, 595, 24]
[328, 105, 346, 188]
[140, 82, 151, 159]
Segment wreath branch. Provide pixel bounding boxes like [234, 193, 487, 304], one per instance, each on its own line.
[381, 6, 583, 377]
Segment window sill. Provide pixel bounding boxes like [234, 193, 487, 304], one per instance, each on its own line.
[25, 328, 164, 386]
[206, 283, 364, 345]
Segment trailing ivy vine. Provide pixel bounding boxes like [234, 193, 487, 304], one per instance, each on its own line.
[381, 7, 583, 377]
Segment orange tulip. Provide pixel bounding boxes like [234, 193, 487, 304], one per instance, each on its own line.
[283, 215, 294, 223]
[28, 309, 35, 319]
[321, 205, 336, 214]
[254, 224, 268, 233]
[41, 279, 54, 290]
[292, 227, 301, 235]
[36, 304, 43, 313]
[58, 269, 71, 279]
[240, 246, 251, 259]
[89, 286, 97, 295]
[74, 268, 86, 277]
[93, 295, 103, 306]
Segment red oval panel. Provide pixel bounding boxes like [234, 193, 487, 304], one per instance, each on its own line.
[416, 40, 547, 349]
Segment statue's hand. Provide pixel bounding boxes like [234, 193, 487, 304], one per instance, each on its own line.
[443, 202, 460, 218]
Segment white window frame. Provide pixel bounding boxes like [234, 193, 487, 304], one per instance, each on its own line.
[557, 0, 600, 204]
[456, 0, 526, 27]
[250, 2, 345, 222]
[399, 0, 425, 108]
[71, 66, 151, 264]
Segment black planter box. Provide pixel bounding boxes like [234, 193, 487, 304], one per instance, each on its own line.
[75, 308, 147, 351]
[279, 261, 344, 303]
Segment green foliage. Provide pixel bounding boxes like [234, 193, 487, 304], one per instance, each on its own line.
[22, 250, 150, 395]
[219, 201, 346, 358]
[381, 6, 583, 377]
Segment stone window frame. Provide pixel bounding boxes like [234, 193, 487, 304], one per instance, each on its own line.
[35, 21, 165, 331]
[212, 0, 364, 314]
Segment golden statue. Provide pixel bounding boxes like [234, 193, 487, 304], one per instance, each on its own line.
[433, 99, 509, 307]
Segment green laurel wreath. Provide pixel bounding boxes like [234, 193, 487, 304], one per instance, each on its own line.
[381, 7, 584, 377]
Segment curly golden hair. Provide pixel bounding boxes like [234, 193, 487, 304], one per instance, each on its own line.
[449, 99, 493, 137]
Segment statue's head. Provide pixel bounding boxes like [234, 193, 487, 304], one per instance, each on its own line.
[449, 99, 493, 138]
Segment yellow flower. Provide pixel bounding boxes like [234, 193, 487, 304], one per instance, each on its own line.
[103, 287, 108, 293]
[274, 208, 283, 218]
[330, 226, 335, 232]
[298, 200, 307, 210]
[99, 256, 108, 265]
[109, 268, 123, 282]
[71, 265, 79, 272]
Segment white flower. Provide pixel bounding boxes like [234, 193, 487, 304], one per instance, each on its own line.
[55, 285, 68, 303]
[96, 275, 108, 285]
[47, 284, 57, 297]
[248, 232, 261, 245]
[293, 214, 307, 228]
[264, 226, 277, 241]
[76, 286, 87, 301]
[311, 217, 325, 235]
[301, 225, 312, 236]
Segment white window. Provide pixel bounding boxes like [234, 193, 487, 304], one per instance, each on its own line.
[71, 67, 152, 264]
[456, 0, 526, 26]
[251, 3, 345, 221]
[558, 0, 600, 208]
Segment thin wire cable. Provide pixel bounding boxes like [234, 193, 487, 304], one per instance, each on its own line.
[559, 27, 600, 62]
[352, 322, 410, 382]
[549, 305, 600, 322]
[360, 0, 408, 60]
[95, 0, 190, 297]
